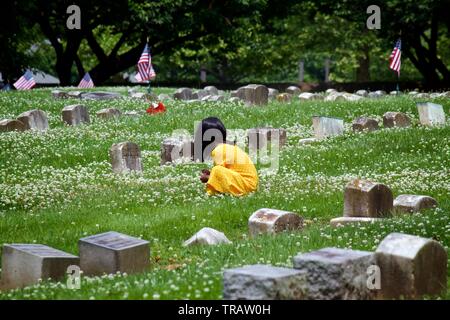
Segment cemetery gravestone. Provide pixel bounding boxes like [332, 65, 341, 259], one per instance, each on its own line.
[96, 108, 122, 120]
[382, 112, 411, 128]
[79, 231, 150, 276]
[298, 92, 321, 101]
[173, 88, 193, 101]
[0, 119, 26, 132]
[393, 194, 438, 213]
[312, 116, 344, 139]
[292, 247, 376, 300]
[61, 105, 90, 126]
[51, 90, 69, 99]
[183, 227, 231, 247]
[375, 232, 447, 299]
[248, 208, 303, 237]
[161, 137, 193, 164]
[344, 179, 393, 218]
[1, 244, 79, 290]
[81, 92, 122, 100]
[17, 109, 49, 131]
[223, 264, 306, 300]
[109, 142, 143, 174]
[268, 88, 279, 99]
[352, 117, 379, 132]
[355, 90, 368, 97]
[330, 217, 383, 227]
[247, 127, 287, 152]
[67, 91, 83, 98]
[240, 84, 269, 106]
[204, 86, 219, 95]
[286, 86, 301, 96]
[417, 102, 446, 126]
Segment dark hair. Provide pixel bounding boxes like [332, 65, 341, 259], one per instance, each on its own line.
[194, 117, 227, 161]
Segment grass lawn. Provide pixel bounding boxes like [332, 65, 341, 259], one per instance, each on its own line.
[0, 87, 448, 300]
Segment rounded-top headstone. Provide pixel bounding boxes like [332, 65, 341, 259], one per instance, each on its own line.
[109, 141, 143, 173]
[0, 119, 26, 132]
[352, 117, 379, 132]
[286, 86, 301, 96]
[344, 179, 393, 218]
[375, 232, 447, 299]
[383, 112, 411, 128]
[173, 88, 193, 101]
[203, 86, 219, 95]
[17, 109, 49, 131]
[393, 194, 438, 213]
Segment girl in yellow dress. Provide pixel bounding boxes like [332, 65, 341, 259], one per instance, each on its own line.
[196, 117, 258, 196]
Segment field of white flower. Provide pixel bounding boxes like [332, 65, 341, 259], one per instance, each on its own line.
[0, 87, 448, 299]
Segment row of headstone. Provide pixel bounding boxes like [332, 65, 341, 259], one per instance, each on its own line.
[0, 231, 150, 291]
[223, 232, 447, 299]
[330, 178, 438, 227]
[172, 86, 226, 103]
[0, 109, 49, 133]
[52, 90, 122, 100]
[159, 127, 287, 165]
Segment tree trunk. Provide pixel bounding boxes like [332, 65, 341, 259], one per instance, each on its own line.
[356, 46, 370, 82]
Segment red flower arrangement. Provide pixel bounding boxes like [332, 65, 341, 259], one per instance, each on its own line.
[146, 102, 166, 114]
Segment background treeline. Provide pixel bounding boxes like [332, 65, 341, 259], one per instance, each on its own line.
[1, 0, 449, 86]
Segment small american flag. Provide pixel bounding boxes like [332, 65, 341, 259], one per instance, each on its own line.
[78, 72, 95, 88]
[136, 44, 156, 82]
[13, 70, 36, 90]
[389, 39, 402, 75]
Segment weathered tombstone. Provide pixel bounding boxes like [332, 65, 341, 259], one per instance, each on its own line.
[17, 109, 49, 131]
[417, 102, 445, 126]
[67, 91, 83, 98]
[0, 119, 26, 132]
[208, 95, 225, 102]
[0, 244, 79, 290]
[204, 86, 219, 95]
[344, 179, 393, 218]
[312, 116, 344, 139]
[393, 194, 438, 213]
[96, 108, 122, 120]
[248, 208, 303, 237]
[343, 93, 363, 101]
[330, 217, 383, 227]
[161, 137, 193, 165]
[223, 264, 306, 300]
[241, 84, 269, 106]
[390, 90, 400, 95]
[298, 137, 318, 145]
[298, 92, 321, 101]
[292, 247, 376, 300]
[324, 93, 346, 101]
[268, 88, 279, 99]
[375, 232, 447, 299]
[276, 93, 292, 103]
[247, 127, 287, 151]
[52, 90, 69, 99]
[382, 112, 411, 128]
[173, 88, 193, 100]
[368, 91, 383, 99]
[375, 90, 386, 96]
[183, 227, 231, 247]
[200, 95, 212, 102]
[109, 142, 143, 174]
[192, 90, 209, 100]
[129, 92, 152, 100]
[415, 93, 429, 99]
[61, 105, 90, 126]
[81, 91, 122, 100]
[286, 86, 301, 96]
[79, 231, 149, 276]
[325, 88, 337, 95]
[352, 117, 379, 132]
[355, 89, 368, 97]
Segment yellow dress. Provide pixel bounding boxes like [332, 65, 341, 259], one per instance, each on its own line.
[206, 143, 258, 196]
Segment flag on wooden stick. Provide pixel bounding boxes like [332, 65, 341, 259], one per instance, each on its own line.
[78, 72, 95, 88]
[13, 70, 36, 90]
